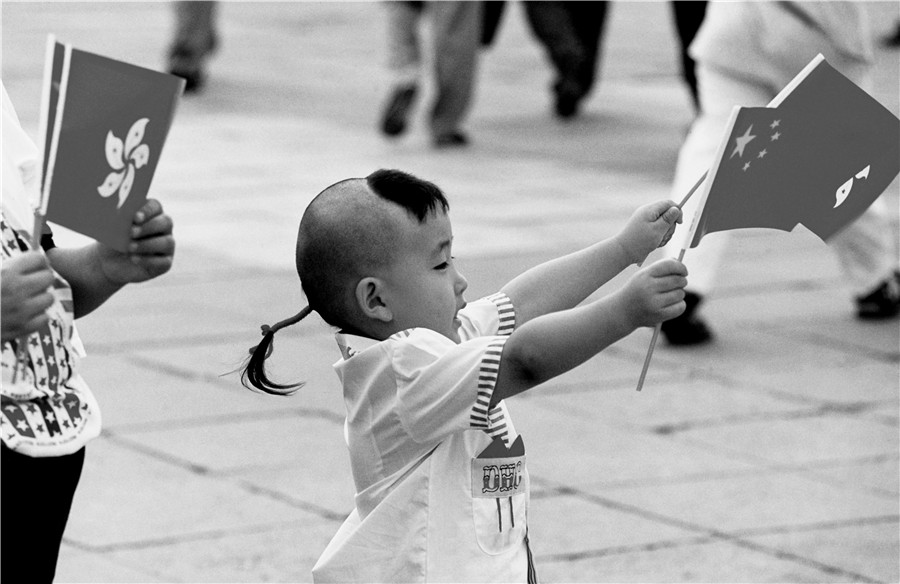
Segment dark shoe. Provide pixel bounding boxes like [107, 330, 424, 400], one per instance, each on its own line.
[554, 78, 583, 119]
[882, 23, 900, 48]
[168, 34, 217, 93]
[661, 291, 713, 346]
[856, 271, 900, 319]
[433, 131, 469, 148]
[380, 85, 417, 137]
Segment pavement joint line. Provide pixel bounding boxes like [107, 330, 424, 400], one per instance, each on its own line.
[535, 534, 715, 563]
[103, 405, 343, 435]
[649, 399, 887, 435]
[538, 482, 888, 583]
[62, 518, 320, 555]
[772, 329, 900, 364]
[728, 513, 900, 538]
[671, 432, 898, 479]
[99, 432, 348, 524]
[533, 453, 898, 497]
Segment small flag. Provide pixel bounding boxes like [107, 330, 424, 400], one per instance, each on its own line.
[42, 38, 185, 251]
[689, 57, 900, 248]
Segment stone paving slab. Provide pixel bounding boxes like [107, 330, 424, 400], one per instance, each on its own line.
[2, 2, 899, 583]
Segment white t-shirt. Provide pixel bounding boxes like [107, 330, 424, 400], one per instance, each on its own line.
[313, 293, 537, 583]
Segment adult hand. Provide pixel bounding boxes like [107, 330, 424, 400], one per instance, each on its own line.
[1, 251, 55, 342]
[98, 198, 175, 285]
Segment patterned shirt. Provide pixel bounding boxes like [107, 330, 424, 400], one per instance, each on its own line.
[1, 83, 101, 457]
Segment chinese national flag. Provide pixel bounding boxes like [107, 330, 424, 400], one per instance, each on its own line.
[43, 40, 185, 251]
[689, 57, 900, 248]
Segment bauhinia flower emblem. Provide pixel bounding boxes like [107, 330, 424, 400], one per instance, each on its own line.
[97, 118, 150, 209]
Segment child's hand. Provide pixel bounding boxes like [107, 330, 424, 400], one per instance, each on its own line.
[1, 251, 55, 342]
[621, 258, 687, 328]
[616, 201, 682, 265]
[97, 198, 175, 285]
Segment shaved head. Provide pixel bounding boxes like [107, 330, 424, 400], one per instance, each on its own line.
[295, 169, 449, 329]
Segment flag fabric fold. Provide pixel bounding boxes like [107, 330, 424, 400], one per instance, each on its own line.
[689, 57, 900, 248]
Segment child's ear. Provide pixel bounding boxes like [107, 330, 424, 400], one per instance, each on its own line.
[355, 277, 392, 322]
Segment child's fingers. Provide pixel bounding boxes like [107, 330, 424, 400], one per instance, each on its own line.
[132, 198, 165, 226]
[128, 233, 176, 257]
[646, 258, 688, 278]
[661, 205, 682, 225]
[129, 254, 174, 275]
[131, 212, 174, 240]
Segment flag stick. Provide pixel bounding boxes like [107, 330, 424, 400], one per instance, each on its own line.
[635, 106, 742, 392]
[634, 171, 709, 392]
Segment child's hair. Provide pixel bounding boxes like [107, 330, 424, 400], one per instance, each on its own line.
[241, 168, 449, 395]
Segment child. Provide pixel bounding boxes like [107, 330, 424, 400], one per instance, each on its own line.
[242, 169, 686, 583]
[1, 81, 176, 583]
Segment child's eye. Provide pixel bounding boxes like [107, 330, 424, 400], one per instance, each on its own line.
[434, 256, 455, 270]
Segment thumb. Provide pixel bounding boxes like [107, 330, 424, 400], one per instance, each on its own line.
[660, 205, 682, 225]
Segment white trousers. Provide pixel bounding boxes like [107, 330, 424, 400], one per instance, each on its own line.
[664, 63, 898, 297]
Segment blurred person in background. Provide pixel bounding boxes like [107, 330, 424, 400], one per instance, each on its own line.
[167, 1, 218, 93]
[658, 1, 900, 346]
[378, 1, 483, 148]
[523, 1, 707, 119]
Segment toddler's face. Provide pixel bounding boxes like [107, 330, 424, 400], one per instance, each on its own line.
[377, 209, 468, 342]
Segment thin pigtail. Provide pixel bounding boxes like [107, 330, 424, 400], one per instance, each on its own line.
[240, 306, 313, 395]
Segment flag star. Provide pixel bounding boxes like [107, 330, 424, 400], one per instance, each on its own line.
[758, 149, 767, 159]
[731, 125, 756, 158]
[743, 161, 751, 171]
[15, 420, 29, 432]
[771, 132, 781, 141]
[4, 405, 18, 413]
[770, 120, 780, 129]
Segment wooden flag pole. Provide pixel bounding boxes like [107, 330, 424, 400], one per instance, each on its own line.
[635, 171, 707, 392]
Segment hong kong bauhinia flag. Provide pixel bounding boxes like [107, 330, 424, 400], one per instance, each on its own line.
[42, 37, 185, 251]
[688, 55, 900, 248]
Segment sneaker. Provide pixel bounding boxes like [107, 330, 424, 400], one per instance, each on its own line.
[433, 131, 469, 148]
[380, 85, 417, 137]
[856, 270, 900, 319]
[661, 291, 713, 346]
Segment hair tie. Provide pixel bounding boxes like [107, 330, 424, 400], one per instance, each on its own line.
[249, 306, 314, 356]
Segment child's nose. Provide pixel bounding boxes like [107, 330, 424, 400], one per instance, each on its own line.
[455, 271, 469, 295]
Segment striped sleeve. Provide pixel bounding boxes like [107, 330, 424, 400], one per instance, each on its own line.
[484, 292, 516, 335]
[469, 337, 506, 430]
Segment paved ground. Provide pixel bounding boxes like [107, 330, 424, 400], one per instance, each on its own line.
[2, 2, 899, 583]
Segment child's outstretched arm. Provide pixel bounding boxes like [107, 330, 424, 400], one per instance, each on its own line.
[490, 257, 687, 407]
[501, 201, 681, 327]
